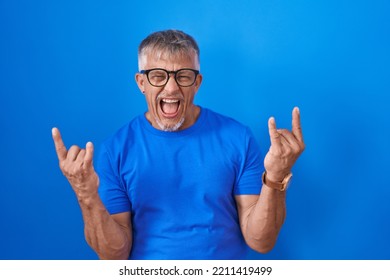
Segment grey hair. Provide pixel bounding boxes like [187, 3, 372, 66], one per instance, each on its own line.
[138, 30, 200, 71]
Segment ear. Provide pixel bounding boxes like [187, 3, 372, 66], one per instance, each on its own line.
[135, 73, 146, 93]
[194, 73, 203, 92]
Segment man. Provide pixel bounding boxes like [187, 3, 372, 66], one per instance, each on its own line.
[52, 30, 305, 260]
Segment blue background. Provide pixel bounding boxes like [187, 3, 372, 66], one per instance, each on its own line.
[1, 0, 389, 259]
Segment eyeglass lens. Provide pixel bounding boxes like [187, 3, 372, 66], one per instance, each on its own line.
[147, 69, 197, 87]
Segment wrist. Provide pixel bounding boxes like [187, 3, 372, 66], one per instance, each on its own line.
[262, 171, 293, 192]
[265, 171, 290, 183]
[76, 189, 100, 208]
[71, 174, 100, 206]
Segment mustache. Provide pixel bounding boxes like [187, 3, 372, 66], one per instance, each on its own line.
[156, 92, 184, 101]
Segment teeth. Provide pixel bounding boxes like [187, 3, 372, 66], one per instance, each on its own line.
[162, 99, 179, 103]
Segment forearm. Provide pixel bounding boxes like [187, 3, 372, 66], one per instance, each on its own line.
[244, 186, 286, 253]
[240, 107, 304, 253]
[52, 129, 132, 259]
[78, 194, 132, 260]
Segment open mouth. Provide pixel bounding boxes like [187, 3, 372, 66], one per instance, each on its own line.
[160, 98, 181, 118]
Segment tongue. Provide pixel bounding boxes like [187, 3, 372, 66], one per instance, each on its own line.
[161, 101, 179, 114]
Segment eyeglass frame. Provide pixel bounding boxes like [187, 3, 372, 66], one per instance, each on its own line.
[139, 68, 200, 87]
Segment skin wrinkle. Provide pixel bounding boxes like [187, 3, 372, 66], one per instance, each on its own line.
[135, 52, 201, 132]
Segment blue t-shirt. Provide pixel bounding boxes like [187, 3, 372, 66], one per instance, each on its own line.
[96, 107, 264, 259]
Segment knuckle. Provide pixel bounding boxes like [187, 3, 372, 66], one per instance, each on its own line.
[272, 132, 280, 139]
[293, 147, 301, 155]
[69, 145, 81, 153]
[291, 143, 301, 153]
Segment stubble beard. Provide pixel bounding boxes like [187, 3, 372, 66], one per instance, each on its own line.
[155, 116, 185, 132]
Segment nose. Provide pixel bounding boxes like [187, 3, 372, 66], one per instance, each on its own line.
[164, 73, 180, 92]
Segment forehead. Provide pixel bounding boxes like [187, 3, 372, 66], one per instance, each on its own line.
[142, 49, 199, 70]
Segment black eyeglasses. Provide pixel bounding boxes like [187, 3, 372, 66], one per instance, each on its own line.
[139, 68, 200, 87]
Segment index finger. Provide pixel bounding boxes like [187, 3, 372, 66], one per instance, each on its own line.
[292, 107, 304, 142]
[51, 127, 67, 161]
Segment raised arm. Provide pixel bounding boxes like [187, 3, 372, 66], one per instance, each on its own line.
[52, 127, 132, 259]
[236, 107, 305, 253]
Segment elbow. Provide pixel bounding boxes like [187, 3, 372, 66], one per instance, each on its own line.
[98, 251, 130, 260]
[85, 233, 131, 260]
[245, 237, 276, 254]
[242, 226, 279, 254]
[96, 241, 131, 260]
[242, 215, 285, 254]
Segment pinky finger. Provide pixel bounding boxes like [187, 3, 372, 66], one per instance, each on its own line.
[84, 142, 94, 167]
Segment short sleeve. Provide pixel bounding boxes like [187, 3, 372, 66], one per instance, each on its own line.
[96, 143, 131, 214]
[233, 128, 264, 195]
